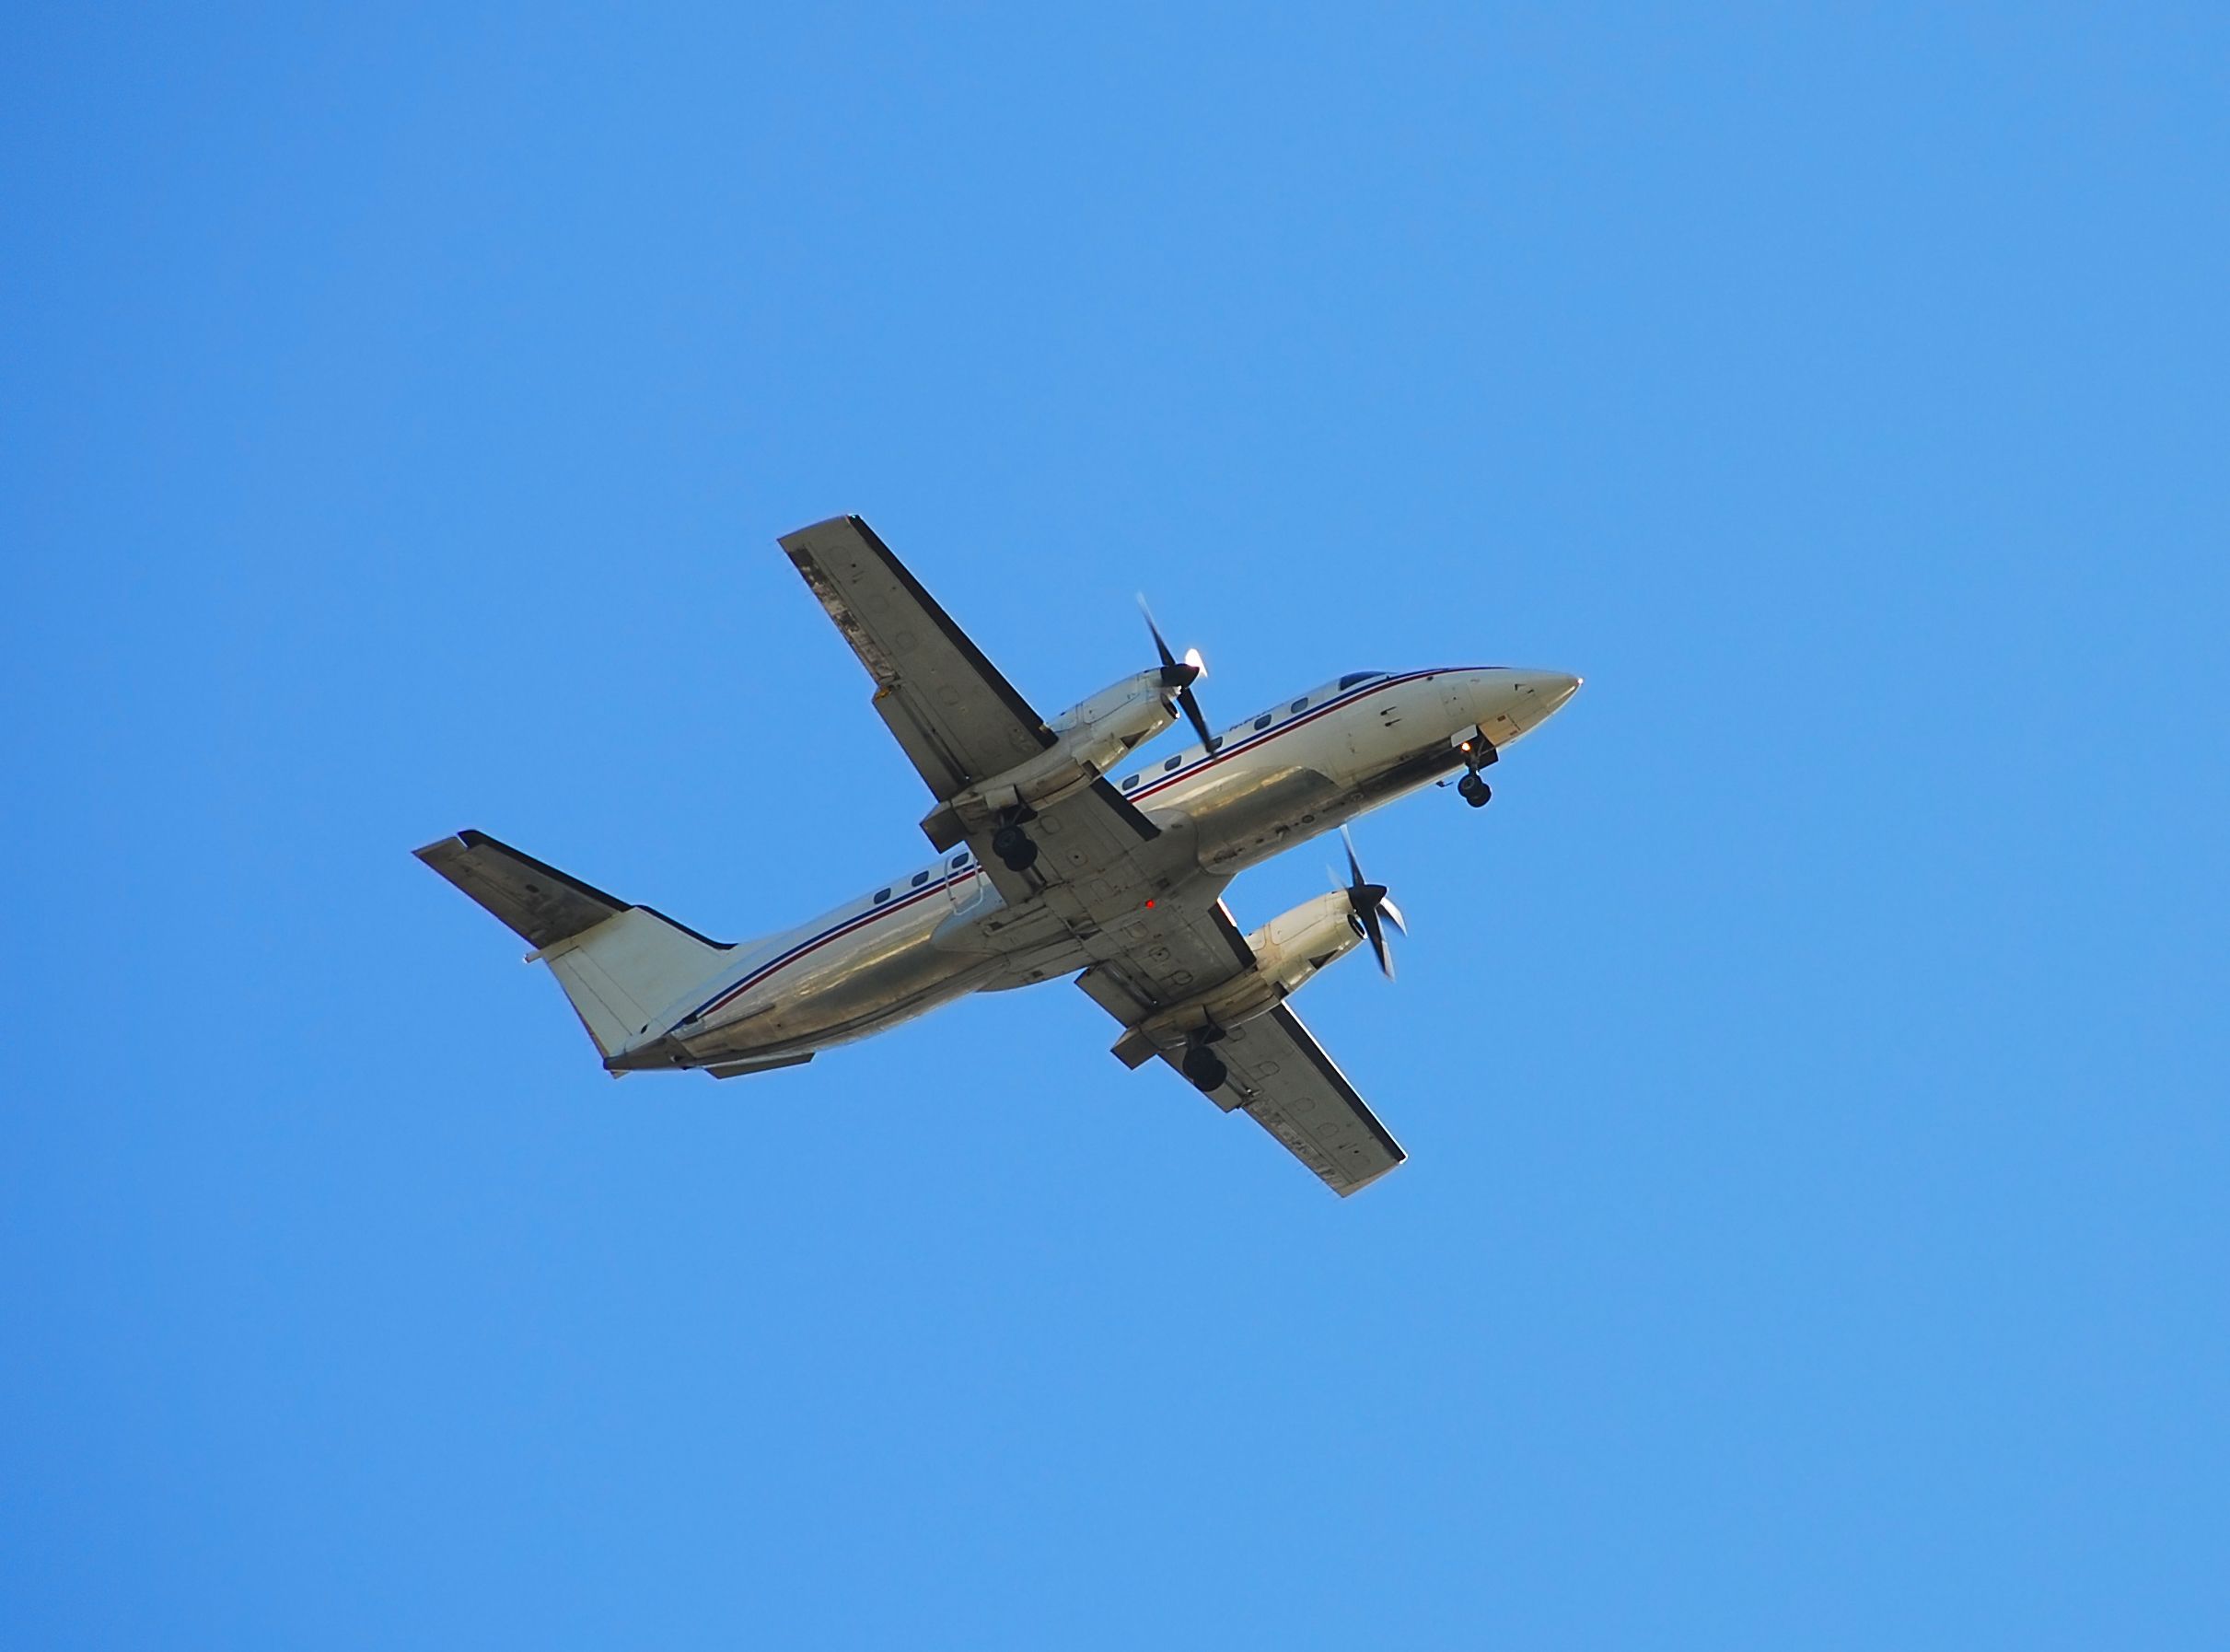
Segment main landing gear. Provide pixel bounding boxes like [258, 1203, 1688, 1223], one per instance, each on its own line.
[1180, 1038, 1228, 1093]
[1457, 729, 1499, 809]
[991, 807, 1040, 872]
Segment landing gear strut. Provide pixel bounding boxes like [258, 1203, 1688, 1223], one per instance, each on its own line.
[1457, 729, 1498, 809]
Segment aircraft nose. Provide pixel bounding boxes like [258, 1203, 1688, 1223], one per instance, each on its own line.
[1513, 670, 1583, 724]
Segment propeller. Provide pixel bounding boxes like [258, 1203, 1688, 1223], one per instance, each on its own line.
[1338, 827, 1407, 979]
[1139, 597, 1218, 751]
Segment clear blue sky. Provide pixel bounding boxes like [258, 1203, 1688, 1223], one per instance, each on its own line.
[6, 5, 2226, 1646]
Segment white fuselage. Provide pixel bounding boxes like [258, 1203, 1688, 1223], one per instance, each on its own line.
[629, 666, 1578, 1070]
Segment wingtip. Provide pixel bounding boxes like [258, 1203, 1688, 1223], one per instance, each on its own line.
[776, 515, 856, 553]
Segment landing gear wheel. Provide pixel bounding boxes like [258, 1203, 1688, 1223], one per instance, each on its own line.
[991, 823, 1040, 871]
[1458, 774, 1492, 809]
[1181, 1044, 1229, 1093]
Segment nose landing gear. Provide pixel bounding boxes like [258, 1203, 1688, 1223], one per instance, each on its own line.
[1456, 729, 1498, 809]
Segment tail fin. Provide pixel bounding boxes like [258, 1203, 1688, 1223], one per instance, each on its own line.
[414, 830, 730, 1059]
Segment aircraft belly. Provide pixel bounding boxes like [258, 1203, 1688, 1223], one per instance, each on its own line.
[1190, 757, 1351, 873]
[687, 906, 993, 1061]
[1358, 739, 1466, 805]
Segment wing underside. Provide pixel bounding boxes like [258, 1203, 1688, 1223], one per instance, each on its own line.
[1186, 1006, 1406, 1195]
[779, 515, 1053, 800]
[1079, 957, 1406, 1196]
[779, 513, 1167, 915]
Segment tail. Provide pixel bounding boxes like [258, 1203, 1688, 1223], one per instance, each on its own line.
[414, 829, 731, 1061]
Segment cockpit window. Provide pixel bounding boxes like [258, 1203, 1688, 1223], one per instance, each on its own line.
[1339, 671, 1383, 689]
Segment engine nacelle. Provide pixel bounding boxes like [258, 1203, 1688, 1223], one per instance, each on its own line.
[1046, 670, 1182, 747]
[1109, 891, 1365, 1065]
[1242, 890, 1369, 997]
[922, 669, 1180, 850]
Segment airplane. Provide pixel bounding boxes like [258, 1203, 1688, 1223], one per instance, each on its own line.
[415, 517, 1581, 1195]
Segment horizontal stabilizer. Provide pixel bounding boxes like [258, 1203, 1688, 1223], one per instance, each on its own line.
[413, 829, 627, 951]
[415, 829, 733, 1060]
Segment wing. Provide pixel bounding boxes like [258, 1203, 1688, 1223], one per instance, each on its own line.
[780, 515, 1055, 803]
[1074, 893, 1259, 1029]
[1194, 1007, 1405, 1196]
[1078, 940, 1405, 1196]
[780, 515, 1167, 916]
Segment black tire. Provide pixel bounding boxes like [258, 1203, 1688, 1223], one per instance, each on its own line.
[991, 823, 1027, 858]
[1467, 782, 1492, 809]
[1181, 1045, 1228, 1092]
[1001, 839, 1040, 872]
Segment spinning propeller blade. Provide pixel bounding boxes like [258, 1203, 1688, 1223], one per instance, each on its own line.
[1339, 827, 1403, 979]
[1138, 597, 1217, 751]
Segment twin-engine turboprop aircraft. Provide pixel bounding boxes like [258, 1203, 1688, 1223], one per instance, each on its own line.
[417, 517, 1581, 1194]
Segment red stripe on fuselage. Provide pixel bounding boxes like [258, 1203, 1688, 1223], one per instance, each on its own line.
[682, 669, 1455, 1025]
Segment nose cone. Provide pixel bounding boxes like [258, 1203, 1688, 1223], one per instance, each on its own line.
[1510, 669, 1582, 729]
[1460, 667, 1583, 744]
[1528, 671, 1582, 711]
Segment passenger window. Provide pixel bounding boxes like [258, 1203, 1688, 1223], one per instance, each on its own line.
[1253, 714, 1272, 731]
[1164, 755, 1182, 772]
[1121, 774, 1138, 791]
[949, 853, 969, 869]
[911, 871, 929, 887]
[1290, 697, 1308, 714]
[873, 889, 891, 904]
